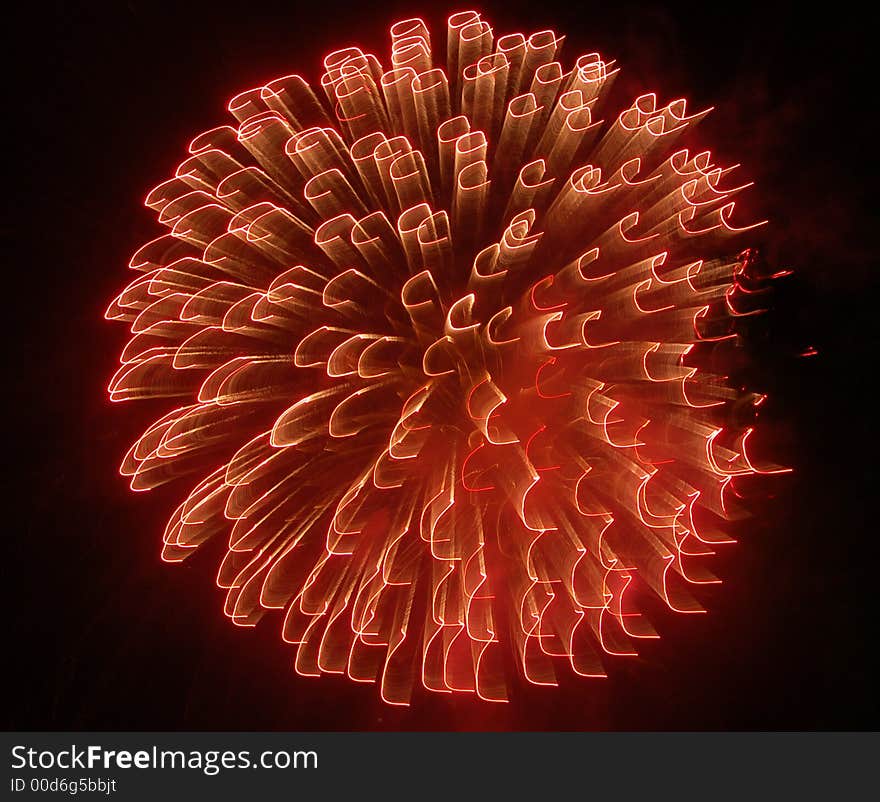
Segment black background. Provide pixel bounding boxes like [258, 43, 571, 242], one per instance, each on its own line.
[7, 0, 876, 730]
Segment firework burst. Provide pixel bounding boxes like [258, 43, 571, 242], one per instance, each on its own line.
[107, 11, 788, 704]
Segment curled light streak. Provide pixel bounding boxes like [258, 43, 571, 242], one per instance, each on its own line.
[107, 12, 787, 705]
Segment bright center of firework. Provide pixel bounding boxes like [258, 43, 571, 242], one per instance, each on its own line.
[106, 12, 787, 705]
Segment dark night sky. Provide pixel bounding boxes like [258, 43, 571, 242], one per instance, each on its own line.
[7, 1, 877, 730]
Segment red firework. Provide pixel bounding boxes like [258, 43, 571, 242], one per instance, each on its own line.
[106, 12, 788, 704]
